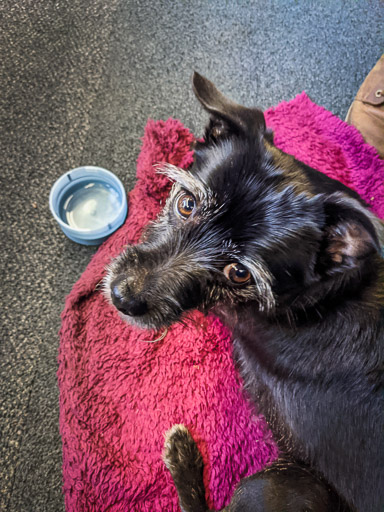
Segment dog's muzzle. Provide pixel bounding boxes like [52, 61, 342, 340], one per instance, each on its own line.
[105, 242, 213, 329]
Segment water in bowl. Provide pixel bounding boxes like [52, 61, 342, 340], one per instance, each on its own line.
[60, 180, 121, 230]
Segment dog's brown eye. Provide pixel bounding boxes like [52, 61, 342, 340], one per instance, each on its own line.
[176, 193, 196, 219]
[224, 263, 251, 284]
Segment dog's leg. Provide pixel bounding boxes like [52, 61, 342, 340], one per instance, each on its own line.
[228, 459, 348, 512]
[163, 425, 348, 512]
[163, 425, 211, 512]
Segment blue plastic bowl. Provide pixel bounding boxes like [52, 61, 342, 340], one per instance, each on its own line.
[49, 166, 128, 245]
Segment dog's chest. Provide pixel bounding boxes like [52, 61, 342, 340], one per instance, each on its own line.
[231, 330, 306, 457]
[228, 314, 352, 456]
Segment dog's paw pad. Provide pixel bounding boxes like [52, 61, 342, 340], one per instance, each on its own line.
[163, 424, 203, 474]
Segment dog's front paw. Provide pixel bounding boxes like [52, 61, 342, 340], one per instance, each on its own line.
[163, 424, 203, 474]
[163, 425, 208, 512]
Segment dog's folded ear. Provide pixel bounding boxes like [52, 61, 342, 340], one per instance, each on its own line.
[192, 72, 267, 142]
[318, 194, 382, 276]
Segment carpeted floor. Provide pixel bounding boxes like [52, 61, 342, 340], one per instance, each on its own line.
[0, 1, 383, 511]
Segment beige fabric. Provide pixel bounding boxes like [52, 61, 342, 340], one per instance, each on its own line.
[346, 55, 384, 158]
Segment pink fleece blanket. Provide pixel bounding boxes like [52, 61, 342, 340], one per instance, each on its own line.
[58, 92, 384, 512]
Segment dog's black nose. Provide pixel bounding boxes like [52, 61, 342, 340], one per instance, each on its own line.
[117, 296, 148, 317]
[110, 276, 148, 317]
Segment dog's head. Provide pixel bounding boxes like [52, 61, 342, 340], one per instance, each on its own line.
[104, 73, 383, 330]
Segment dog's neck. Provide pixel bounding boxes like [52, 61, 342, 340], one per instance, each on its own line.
[214, 261, 384, 379]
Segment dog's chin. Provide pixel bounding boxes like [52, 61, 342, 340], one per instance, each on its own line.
[116, 309, 177, 331]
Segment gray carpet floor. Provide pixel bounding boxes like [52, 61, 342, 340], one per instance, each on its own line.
[1, 1, 383, 510]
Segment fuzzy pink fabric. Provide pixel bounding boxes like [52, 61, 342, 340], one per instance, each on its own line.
[58, 92, 384, 512]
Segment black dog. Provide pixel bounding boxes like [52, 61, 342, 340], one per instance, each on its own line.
[105, 73, 384, 512]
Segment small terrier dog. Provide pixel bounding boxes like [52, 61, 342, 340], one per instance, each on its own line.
[105, 73, 384, 512]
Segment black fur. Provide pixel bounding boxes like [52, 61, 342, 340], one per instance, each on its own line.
[105, 73, 384, 512]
